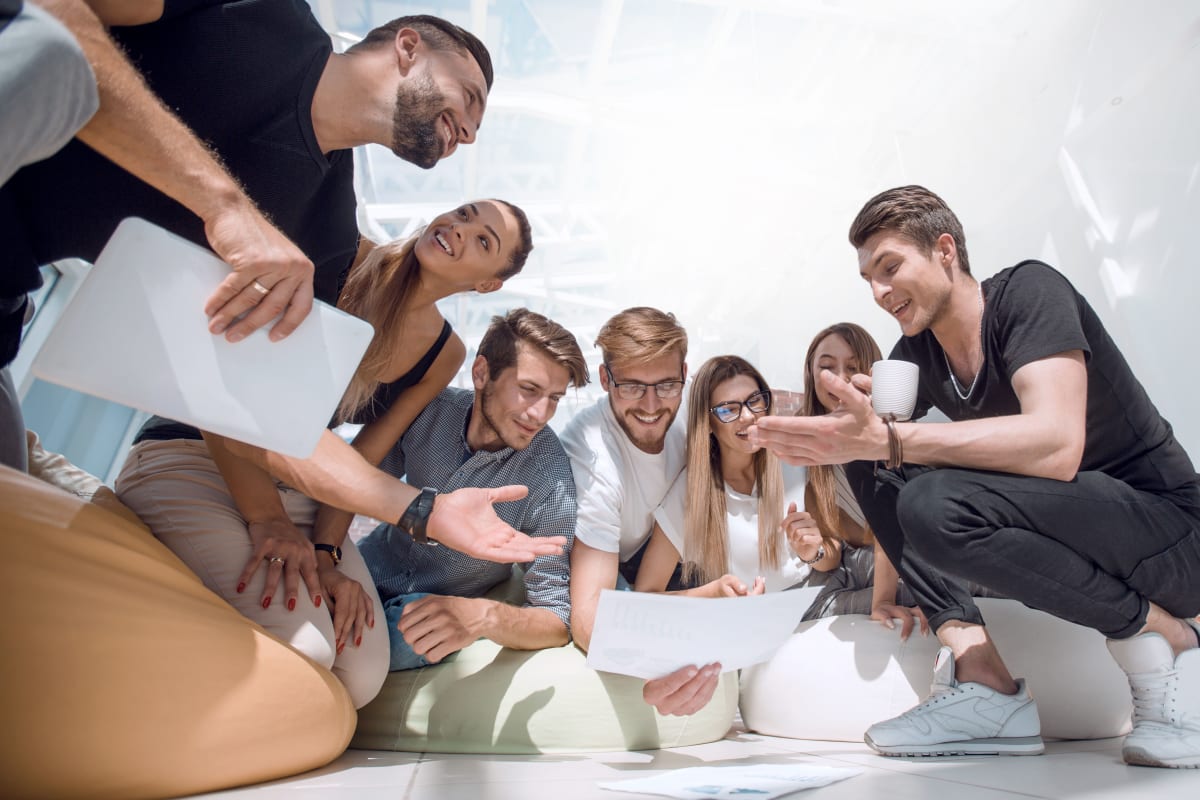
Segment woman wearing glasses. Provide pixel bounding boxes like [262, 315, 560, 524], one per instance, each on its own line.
[633, 355, 807, 595]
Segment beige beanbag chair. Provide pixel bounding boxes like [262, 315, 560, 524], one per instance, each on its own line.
[0, 464, 356, 799]
[740, 598, 1132, 742]
[353, 637, 739, 754]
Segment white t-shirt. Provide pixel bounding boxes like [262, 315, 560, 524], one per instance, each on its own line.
[560, 396, 687, 561]
[654, 462, 808, 592]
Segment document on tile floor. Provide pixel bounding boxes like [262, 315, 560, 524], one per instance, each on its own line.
[585, 586, 819, 679]
[598, 763, 862, 798]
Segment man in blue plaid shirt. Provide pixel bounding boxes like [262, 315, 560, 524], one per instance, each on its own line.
[360, 309, 590, 670]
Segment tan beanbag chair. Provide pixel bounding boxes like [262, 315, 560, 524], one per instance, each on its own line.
[740, 598, 1132, 742]
[0, 464, 356, 799]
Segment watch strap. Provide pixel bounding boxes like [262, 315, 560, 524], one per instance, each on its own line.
[313, 543, 342, 566]
[398, 487, 439, 546]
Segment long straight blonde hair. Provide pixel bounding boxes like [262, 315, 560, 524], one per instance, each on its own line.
[800, 323, 882, 549]
[683, 355, 785, 584]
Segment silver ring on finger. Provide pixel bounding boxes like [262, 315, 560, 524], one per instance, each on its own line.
[250, 280, 270, 296]
[267, 555, 285, 565]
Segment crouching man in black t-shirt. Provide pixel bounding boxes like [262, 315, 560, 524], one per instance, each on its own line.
[750, 185, 1200, 768]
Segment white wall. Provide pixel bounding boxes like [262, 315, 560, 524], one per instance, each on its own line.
[573, 0, 1199, 453]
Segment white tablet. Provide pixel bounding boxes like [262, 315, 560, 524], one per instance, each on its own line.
[32, 217, 374, 458]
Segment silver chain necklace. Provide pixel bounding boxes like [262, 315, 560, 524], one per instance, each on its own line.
[944, 284, 985, 401]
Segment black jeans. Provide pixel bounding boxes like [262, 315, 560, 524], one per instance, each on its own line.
[846, 461, 1200, 639]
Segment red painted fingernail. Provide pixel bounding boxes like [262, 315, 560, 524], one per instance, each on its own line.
[262, 597, 271, 609]
[337, 642, 345, 654]
[287, 598, 296, 611]
[315, 596, 322, 608]
[355, 636, 362, 647]
[236, 582, 245, 593]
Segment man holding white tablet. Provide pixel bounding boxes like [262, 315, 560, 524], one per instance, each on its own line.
[750, 185, 1200, 769]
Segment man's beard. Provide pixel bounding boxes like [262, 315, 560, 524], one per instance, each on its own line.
[612, 401, 676, 455]
[477, 382, 525, 452]
[391, 70, 447, 169]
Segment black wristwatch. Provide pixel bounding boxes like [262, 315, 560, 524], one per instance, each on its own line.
[398, 487, 439, 546]
[313, 543, 342, 566]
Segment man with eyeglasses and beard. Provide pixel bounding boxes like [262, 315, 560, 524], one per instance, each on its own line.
[563, 307, 737, 716]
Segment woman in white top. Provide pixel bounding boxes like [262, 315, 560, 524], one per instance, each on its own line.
[635, 355, 806, 595]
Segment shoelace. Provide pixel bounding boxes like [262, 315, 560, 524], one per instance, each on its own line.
[900, 681, 959, 718]
[1128, 667, 1175, 724]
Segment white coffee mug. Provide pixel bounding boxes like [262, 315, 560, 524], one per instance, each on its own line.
[871, 360, 919, 421]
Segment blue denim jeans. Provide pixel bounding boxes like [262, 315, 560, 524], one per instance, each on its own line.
[381, 591, 436, 671]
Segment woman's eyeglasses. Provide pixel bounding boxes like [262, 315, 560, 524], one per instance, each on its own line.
[710, 389, 772, 423]
[603, 364, 685, 401]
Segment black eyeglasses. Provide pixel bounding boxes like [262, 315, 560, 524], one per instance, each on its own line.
[603, 364, 685, 401]
[710, 389, 772, 423]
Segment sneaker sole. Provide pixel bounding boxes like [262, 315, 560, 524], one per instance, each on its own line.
[866, 733, 1045, 758]
[1124, 746, 1200, 769]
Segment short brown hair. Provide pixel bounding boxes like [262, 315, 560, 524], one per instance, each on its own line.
[478, 308, 589, 388]
[595, 306, 688, 367]
[349, 14, 494, 91]
[848, 185, 971, 275]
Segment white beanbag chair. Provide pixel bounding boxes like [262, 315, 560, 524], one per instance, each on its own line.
[740, 598, 1132, 742]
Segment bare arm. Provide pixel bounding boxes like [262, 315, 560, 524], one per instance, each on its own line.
[868, 541, 928, 638]
[632, 525, 681, 592]
[569, 540, 620, 653]
[311, 332, 466, 551]
[221, 431, 564, 563]
[751, 351, 1088, 482]
[398, 596, 567, 663]
[35, 0, 315, 342]
[202, 432, 321, 610]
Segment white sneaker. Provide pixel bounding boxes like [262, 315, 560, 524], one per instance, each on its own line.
[864, 646, 1044, 757]
[1106, 623, 1200, 769]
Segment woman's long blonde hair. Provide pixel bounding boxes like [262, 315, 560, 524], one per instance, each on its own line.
[333, 200, 532, 423]
[800, 323, 882, 549]
[683, 355, 785, 584]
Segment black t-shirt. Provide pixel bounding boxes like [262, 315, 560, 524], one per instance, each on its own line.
[0, 0, 357, 305]
[0, 0, 361, 436]
[892, 260, 1198, 493]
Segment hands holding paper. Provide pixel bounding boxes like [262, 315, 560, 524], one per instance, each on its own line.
[644, 663, 723, 716]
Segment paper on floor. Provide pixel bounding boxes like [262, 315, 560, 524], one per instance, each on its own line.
[598, 763, 862, 798]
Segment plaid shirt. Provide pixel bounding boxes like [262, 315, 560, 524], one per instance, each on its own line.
[359, 388, 576, 631]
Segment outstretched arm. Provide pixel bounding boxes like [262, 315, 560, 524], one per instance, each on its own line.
[222, 430, 565, 563]
[750, 352, 1087, 481]
[35, 0, 315, 342]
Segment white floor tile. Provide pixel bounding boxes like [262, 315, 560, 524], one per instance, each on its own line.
[186, 734, 1200, 800]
